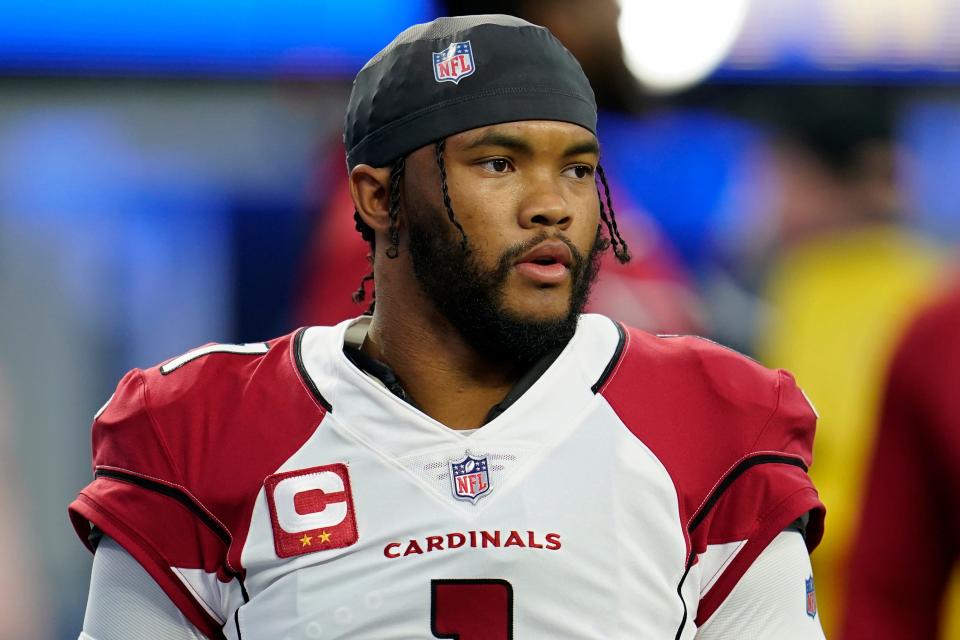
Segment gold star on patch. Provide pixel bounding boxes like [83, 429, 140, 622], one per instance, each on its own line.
[318, 530, 332, 544]
[299, 534, 313, 547]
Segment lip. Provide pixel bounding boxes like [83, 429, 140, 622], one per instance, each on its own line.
[513, 240, 573, 285]
[515, 240, 573, 268]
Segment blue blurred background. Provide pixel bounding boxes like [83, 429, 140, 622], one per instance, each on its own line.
[1, 0, 959, 637]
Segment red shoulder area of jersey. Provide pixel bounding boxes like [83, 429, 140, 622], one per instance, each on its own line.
[70, 328, 329, 580]
[597, 327, 824, 582]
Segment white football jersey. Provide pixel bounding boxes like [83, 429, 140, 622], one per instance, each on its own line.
[70, 314, 824, 639]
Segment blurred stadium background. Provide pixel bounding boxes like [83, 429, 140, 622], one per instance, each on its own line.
[1, 0, 958, 637]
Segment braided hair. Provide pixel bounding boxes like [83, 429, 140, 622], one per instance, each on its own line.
[351, 142, 631, 306]
[352, 156, 405, 308]
[434, 139, 470, 252]
[596, 164, 631, 263]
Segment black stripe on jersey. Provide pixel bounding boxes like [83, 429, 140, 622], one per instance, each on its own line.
[94, 467, 251, 603]
[293, 327, 333, 413]
[672, 454, 809, 639]
[673, 551, 696, 640]
[590, 320, 626, 393]
[688, 454, 808, 533]
[95, 468, 231, 545]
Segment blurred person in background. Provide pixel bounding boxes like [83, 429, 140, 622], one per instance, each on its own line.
[841, 273, 960, 640]
[756, 102, 943, 636]
[298, 0, 706, 335]
[0, 370, 51, 638]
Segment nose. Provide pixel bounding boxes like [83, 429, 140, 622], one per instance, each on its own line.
[517, 174, 572, 230]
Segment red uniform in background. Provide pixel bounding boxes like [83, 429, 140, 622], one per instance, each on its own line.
[297, 145, 704, 334]
[843, 279, 960, 640]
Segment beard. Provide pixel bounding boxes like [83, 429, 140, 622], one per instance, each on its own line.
[406, 207, 608, 366]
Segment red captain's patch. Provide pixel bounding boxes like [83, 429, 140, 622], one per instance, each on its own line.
[265, 463, 358, 558]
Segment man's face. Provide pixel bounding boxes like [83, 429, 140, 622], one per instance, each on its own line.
[400, 120, 607, 363]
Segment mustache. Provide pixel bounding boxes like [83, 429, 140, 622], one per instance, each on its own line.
[493, 232, 586, 278]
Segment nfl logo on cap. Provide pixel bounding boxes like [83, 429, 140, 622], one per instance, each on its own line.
[449, 452, 491, 504]
[433, 41, 476, 84]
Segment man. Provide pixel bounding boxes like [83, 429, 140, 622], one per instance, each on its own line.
[72, 15, 826, 639]
[298, 1, 705, 336]
[842, 277, 960, 640]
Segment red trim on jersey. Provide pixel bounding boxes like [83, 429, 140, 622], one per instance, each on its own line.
[70, 493, 226, 639]
[218, 332, 330, 574]
[695, 486, 823, 624]
[93, 465, 235, 553]
[71, 329, 331, 631]
[599, 327, 824, 630]
[687, 450, 807, 535]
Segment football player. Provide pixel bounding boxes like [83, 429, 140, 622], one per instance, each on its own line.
[73, 15, 826, 639]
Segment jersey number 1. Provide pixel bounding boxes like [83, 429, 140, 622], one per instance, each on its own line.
[431, 579, 513, 639]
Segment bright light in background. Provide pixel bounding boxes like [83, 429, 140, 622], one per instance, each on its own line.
[723, 0, 960, 75]
[618, 0, 750, 93]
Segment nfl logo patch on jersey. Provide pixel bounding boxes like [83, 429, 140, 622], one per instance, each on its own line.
[449, 453, 491, 504]
[433, 41, 475, 84]
[264, 463, 358, 558]
[805, 575, 818, 618]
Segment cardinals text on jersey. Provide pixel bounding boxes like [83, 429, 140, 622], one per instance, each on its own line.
[70, 314, 824, 639]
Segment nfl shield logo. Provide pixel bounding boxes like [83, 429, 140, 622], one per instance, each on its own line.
[449, 453, 491, 504]
[433, 41, 476, 84]
[805, 575, 818, 619]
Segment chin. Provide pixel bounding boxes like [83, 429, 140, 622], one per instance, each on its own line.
[500, 295, 573, 324]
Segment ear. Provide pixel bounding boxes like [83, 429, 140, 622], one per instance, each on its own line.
[350, 164, 394, 233]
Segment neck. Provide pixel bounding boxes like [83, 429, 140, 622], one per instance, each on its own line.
[362, 280, 524, 430]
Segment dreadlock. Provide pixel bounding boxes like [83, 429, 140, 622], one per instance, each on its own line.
[596, 163, 631, 263]
[351, 140, 472, 308]
[385, 156, 405, 258]
[434, 139, 470, 252]
[352, 156, 405, 309]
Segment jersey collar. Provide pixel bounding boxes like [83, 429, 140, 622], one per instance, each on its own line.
[295, 314, 622, 456]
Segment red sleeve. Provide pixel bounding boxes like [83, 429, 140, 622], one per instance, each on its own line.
[841, 292, 960, 640]
[70, 332, 328, 639]
[694, 370, 825, 624]
[69, 369, 229, 639]
[601, 329, 825, 628]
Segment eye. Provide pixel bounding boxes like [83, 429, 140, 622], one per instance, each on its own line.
[563, 164, 595, 179]
[480, 158, 513, 173]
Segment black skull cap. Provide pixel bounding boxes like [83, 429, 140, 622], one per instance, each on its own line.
[344, 14, 597, 170]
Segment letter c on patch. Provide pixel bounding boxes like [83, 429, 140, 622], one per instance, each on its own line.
[273, 470, 348, 533]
